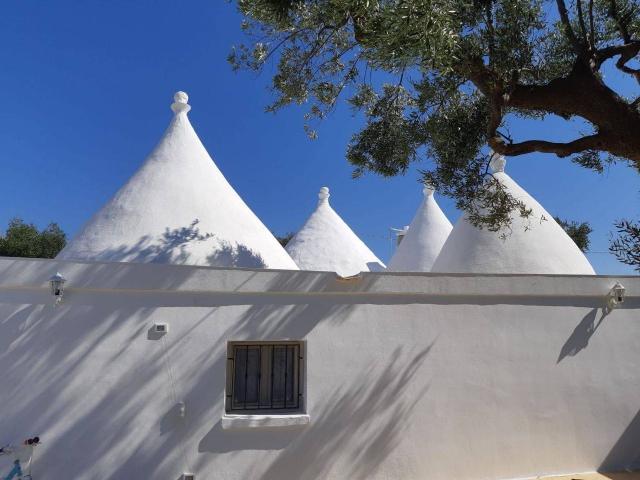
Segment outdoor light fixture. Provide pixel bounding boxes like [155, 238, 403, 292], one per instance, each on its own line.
[49, 272, 66, 305]
[607, 282, 626, 310]
[182, 473, 195, 480]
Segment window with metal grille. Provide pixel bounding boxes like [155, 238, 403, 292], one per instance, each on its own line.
[226, 342, 303, 412]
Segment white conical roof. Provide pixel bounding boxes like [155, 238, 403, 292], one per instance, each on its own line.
[388, 185, 453, 271]
[57, 92, 298, 270]
[285, 187, 385, 276]
[431, 154, 595, 275]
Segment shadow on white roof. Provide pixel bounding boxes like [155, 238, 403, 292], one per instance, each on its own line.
[57, 92, 298, 270]
[432, 154, 595, 275]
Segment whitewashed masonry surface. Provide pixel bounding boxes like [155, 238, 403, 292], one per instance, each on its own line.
[57, 92, 297, 270]
[432, 154, 596, 275]
[285, 186, 385, 276]
[0, 257, 638, 480]
[388, 184, 452, 272]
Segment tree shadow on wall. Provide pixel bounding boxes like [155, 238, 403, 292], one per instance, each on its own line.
[196, 344, 434, 476]
[600, 408, 640, 472]
[557, 308, 606, 363]
[0, 260, 333, 478]
[190, 342, 434, 479]
[0, 259, 437, 478]
[198, 420, 298, 453]
[259, 344, 434, 480]
[0, 302, 164, 478]
[103, 271, 347, 477]
[214, 270, 355, 341]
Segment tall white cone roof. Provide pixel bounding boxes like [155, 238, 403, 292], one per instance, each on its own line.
[57, 92, 298, 270]
[285, 187, 385, 276]
[388, 185, 452, 271]
[432, 154, 595, 275]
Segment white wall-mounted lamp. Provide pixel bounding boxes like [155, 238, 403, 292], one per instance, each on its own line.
[49, 272, 66, 305]
[607, 282, 626, 310]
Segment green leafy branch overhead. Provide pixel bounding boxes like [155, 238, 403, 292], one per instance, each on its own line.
[230, 0, 640, 267]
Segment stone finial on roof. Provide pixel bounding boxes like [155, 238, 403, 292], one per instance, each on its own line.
[489, 152, 506, 173]
[387, 182, 452, 272]
[423, 183, 435, 197]
[431, 154, 596, 275]
[318, 186, 330, 204]
[171, 91, 191, 114]
[286, 185, 385, 275]
[57, 90, 298, 270]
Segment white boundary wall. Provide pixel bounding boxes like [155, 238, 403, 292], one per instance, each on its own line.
[0, 257, 638, 480]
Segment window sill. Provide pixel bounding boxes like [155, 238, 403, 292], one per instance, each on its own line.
[221, 413, 310, 430]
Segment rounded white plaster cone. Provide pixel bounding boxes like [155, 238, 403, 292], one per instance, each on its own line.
[431, 154, 596, 274]
[285, 187, 385, 276]
[57, 92, 298, 270]
[388, 185, 453, 272]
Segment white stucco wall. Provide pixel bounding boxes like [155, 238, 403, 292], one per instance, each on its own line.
[0, 257, 638, 480]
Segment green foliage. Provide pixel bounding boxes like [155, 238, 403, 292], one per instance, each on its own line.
[232, 0, 640, 260]
[554, 217, 593, 252]
[610, 219, 640, 271]
[0, 218, 67, 259]
[274, 232, 295, 247]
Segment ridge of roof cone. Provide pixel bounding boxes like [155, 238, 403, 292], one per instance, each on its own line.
[57, 92, 298, 270]
[431, 156, 595, 274]
[388, 184, 453, 272]
[285, 187, 385, 276]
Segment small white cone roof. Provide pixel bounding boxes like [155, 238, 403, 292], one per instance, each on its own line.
[431, 154, 595, 275]
[57, 92, 298, 270]
[285, 187, 385, 276]
[388, 185, 452, 271]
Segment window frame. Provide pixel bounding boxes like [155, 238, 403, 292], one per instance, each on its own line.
[225, 341, 305, 414]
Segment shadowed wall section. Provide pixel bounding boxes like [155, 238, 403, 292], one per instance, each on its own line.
[0, 257, 638, 480]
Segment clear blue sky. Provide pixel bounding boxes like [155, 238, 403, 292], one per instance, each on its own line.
[0, 1, 637, 274]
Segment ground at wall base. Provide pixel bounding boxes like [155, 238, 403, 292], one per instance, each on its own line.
[536, 472, 640, 480]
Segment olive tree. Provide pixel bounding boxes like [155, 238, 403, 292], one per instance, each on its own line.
[230, 0, 640, 266]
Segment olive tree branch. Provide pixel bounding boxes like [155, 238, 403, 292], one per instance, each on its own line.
[556, 0, 586, 56]
[608, 0, 632, 43]
[576, 0, 589, 47]
[489, 133, 605, 157]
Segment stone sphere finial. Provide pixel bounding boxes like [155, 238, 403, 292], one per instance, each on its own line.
[318, 186, 330, 203]
[174, 91, 188, 104]
[489, 152, 506, 173]
[171, 91, 191, 114]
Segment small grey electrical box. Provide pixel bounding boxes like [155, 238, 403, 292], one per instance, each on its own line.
[153, 323, 169, 334]
[182, 474, 195, 480]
